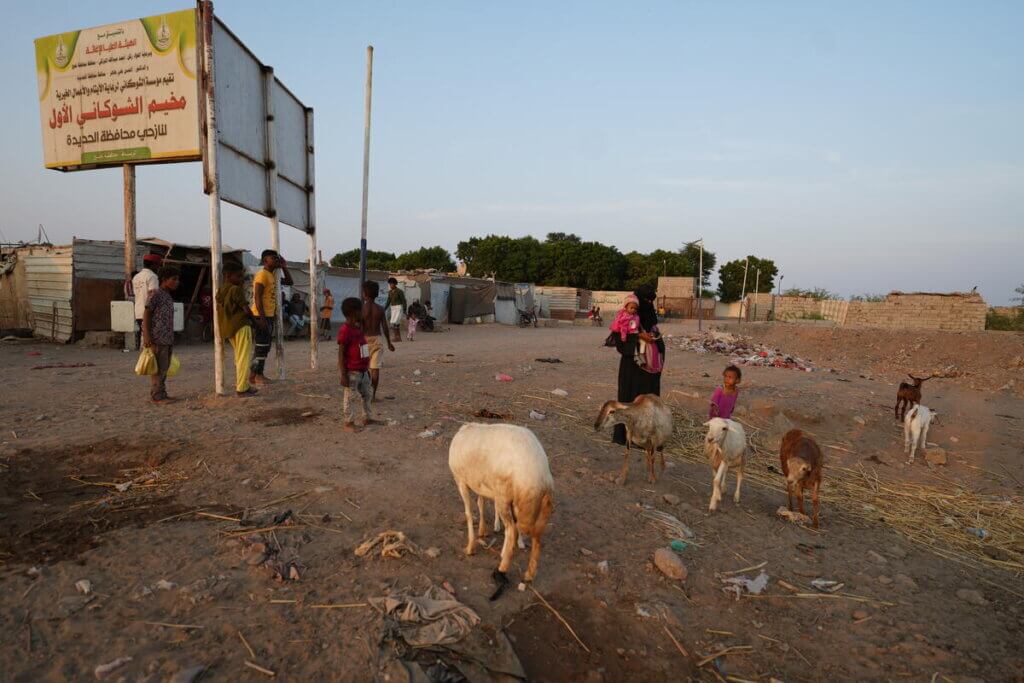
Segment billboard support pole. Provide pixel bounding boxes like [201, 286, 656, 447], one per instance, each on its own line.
[358, 45, 374, 289]
[262, 65, 285, 380]
[200, 0, 225, 395]
[123, 163, 137, 350]
[306, 107, 318, 370]
[753, 269, 761, 322]
[738, 256, 749, 324]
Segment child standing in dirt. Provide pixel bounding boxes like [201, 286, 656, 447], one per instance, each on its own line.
[709, 364, 742, 419]
[337, 297, 377, 432]
[143, 266, 180, 404]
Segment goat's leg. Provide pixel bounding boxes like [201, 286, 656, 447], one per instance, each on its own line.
[709, 462, 727, 511]
[524, 534, 542, 582]
[909, 430, 919, 463]
[904, 421, 911, 454]
[456, 481, 476, 556]
[493, 500, 503, 533]
[615, 448, 630, 485]
[645, 447, 656, 484]
[796, 485, 805, 516]
[477, 495, 488, 538]
[811, 480, 820, 529]
[787, 481, 795, 511]
[921, 423, 930, 453]
[496, 503, 517, 573]
[733, 466, 744, 504]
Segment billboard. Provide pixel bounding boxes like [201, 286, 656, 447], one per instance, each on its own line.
[35, 9, 201, 170]
[204, 18, 315, 233]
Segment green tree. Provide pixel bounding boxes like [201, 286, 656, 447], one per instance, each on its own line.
[456, 235, 547, 282]
[623, 244, 716, 291]
[392, 245, 456, 272]
[784, 287, 835, 300]
[717, 256, 778, 302]
[543, 233, 627, 290]
[329, 249, 396, 270]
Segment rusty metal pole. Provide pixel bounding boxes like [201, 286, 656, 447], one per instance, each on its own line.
[359, 45, 373, 290]
[123, 163, 137, 349]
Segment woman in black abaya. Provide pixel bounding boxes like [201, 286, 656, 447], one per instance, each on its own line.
[612, 284, 665, 445]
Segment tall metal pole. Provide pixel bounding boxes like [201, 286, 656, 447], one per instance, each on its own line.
[306, 107, 318, 370]
[359, 45, 374, 289]
[263, 65, 285, 380]
[200, 0, 224, 395]
[697, 241, 703, 331]
[753, 269, 761, 321]
[737, 256, 749, 323]
[123, 163, 137, 349]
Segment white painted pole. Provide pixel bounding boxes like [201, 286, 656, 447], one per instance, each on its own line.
[738, 256, 749, 324]
[697, 240, 703, 331]
[306, 107, 318, 370]
[123, 163, 137, 350]
[200, 0, 224, 395]
[359, 45, 373, 289]
[262, 65, 285, 380]
[753, 269, 761, 321]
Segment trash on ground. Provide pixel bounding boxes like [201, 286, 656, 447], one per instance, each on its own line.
[418, 429, 439, 438]
[810, 578, 845, 593]
[529, 410, 546, 421]
[473, 408, 509, 420]
[355, 530, 420, 559]
[669, 539, 688, 552]
[721, 570, 770, 599]
[641, 507, 696, 540]
[95, 657, 133, 680]
[776, 506, 812, 524]
[674, 331, 819, 372]
[551, 389, 569, 397]
[75, 579, 92, 595]
[535, 357, 562, 363]
[966, 527, 990, 540]
[495, 373, 514, 382]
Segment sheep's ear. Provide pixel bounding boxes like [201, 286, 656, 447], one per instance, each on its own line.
[702, 420, 711, 427]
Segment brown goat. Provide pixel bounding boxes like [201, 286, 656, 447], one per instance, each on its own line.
[779, 429, 823, 528]
[895, 374, 931, 420]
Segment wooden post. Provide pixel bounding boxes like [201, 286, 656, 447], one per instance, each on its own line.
[753, 269, 761, 321]
[358, 45, 374, 289]
[123, 163, 137, 350]
[263, 65, 286, 380]
[738, 257, 749, 324]
[306, 106, 318, 370]
[200, 0, 225, 395]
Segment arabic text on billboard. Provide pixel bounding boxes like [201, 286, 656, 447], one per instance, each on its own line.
[35, 9, 200, 170]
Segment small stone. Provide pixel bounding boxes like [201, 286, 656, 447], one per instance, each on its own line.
[888, 545, 908, 560]
[579, 547, 594, 557]
[852, 609, 869, 620]
[878, 575, 893, 585]
[924, 448, 947, 466]
[662, 494, 681, 506]
[75, 579, 92, 595]
[653, 547, 687, 581]
[155, 579, 177, 591]
[413, 369, 422, 376]
[597, 560, 609, 574]
[425, 547, 441, 558]
[551, 388, 568, 397]
[289, 565, 301, 581]
[866, 550, 887, 565]
[616, 648, 626, 657]
[853, 415, 867, 426]
[94, 656, 132, 680]
[956, 588, 987, 606]
[949, 436, 960, 443]
[172, 664, 207, 683]
[893, 574, 918, 591]
[517, 582, 526, 592]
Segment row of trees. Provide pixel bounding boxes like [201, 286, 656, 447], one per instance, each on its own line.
[329, 235, 779, 302]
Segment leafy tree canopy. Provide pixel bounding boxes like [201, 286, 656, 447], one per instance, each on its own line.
[717, 256, 778, 302]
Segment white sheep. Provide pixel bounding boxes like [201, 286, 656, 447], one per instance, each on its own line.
[594, 394, 674, 485]
[703, 418, 747, 512]
[448, 423, 555, 593]
[904, 404, 936, 463]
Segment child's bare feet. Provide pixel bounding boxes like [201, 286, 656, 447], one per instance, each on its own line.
[342, 421, 361, 433]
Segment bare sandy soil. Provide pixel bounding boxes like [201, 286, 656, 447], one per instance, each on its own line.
[1, 320, 1022, 682]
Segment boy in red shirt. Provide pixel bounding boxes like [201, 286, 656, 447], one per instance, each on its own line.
[337, 297, 376, 432]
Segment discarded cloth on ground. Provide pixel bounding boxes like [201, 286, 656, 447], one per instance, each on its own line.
[355, 530, 420, 559]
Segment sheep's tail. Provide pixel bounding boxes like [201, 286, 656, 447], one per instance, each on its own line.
[514, 490, 554, 535]
[906, 404, 919, 422]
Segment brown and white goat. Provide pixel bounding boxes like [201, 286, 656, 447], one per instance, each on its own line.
[448, 423, 554, 598]
[895, 374, 931, 420]
[779, 429, 823, 528]
[594, 394, 674, 485]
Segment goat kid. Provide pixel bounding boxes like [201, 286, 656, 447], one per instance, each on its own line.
[594, 394, 674, 485]
[448, 423, 555, 598]
[895, 374, 931, 421]
[779, 429, 824, 528]
[703, 418, 747, 512]
[903, 404, 936, 463]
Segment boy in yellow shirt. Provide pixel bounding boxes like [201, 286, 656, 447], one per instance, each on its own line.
[250, 249, 293, 384]
[217, 262, 259, 397]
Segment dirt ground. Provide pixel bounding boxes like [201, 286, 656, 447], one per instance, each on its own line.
[1, 320, 1023, 682]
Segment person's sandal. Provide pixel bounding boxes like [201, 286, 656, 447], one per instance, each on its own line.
[236, 388, 259, 397]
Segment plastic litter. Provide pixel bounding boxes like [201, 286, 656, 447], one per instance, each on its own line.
[551, 389, 569, 397]
[810, 578, 845, 593]
[722, 570, 770, 599]
[674, 331, 819, 372]
[528, 410, 546, 421]
[495, 373, 513, 382]
[966, 527, 990, 540]
[776, 506, 812, 524]
[669, 540, 688, 552]
[75, 579, 92, 595]
[418, 429, 439, 438]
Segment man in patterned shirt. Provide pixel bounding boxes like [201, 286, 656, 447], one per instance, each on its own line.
[142, 265, 180, 403]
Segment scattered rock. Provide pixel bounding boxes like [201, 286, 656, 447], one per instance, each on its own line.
[413, 369, 422, 376]
[662, 493, 680, 506]
[75, 579, 92, 595]
[956, 588, 987, 606]
[172, 664, 207, 683]
[425, 547, 441, 559]
[924, 448, 947, 466]
[417, 429, 439, 438]
[893, 574, 919, 591]
[853, 415, 867, 426]
[866, 550, 888, 565]
[653, 547, 688, 581]
[597, 560, 609, 574]
[529, 410, 546, 421]
[155, 579, 177, 591]
[877, 575, 893, 585]
[551, 388, 568, 397]
[94, 656, 132, 679]
[579, 547, 594, 557]
[949, 436, 960, 443]
[852, 609, 869, 620]
[517, 582, 526, 592]
[888, 545, 908, 560]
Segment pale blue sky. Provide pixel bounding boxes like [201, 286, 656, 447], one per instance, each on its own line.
[2, 1, 1021, 303]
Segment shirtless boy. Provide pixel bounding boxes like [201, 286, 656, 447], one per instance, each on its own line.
[361, 281, 395, 399]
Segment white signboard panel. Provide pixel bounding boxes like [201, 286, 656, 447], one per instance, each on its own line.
[35, 9, 201, 170]
[204, 18, 314, 233]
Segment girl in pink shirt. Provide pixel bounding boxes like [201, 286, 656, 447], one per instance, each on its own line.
[709, 364, 742, 420]
[610, 294, 641, 341]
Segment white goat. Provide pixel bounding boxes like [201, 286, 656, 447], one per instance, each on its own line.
[903, 404, 936, 463]
[448, 423, 555, 594]
[703, 418, 747, 511]
[594, 394, 674, 485]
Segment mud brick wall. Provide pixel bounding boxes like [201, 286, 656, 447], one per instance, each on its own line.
[844, 293, 986, 331]
[743, 292, 774, 321]
[774, 296, 823, 320]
